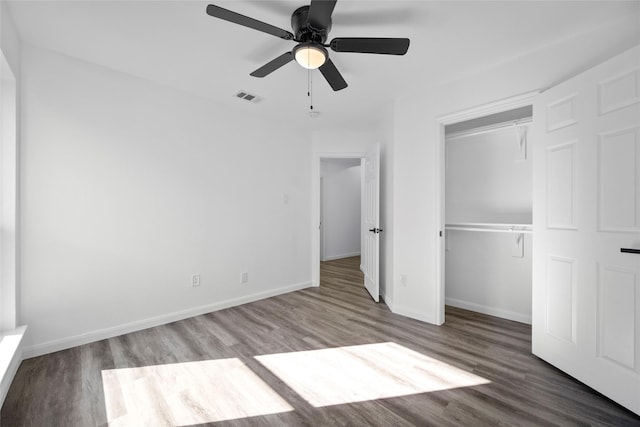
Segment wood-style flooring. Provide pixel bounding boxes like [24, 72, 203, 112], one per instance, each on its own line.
[2, 256, 639, 426]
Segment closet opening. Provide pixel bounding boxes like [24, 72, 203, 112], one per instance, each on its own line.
[436, 94, 537, 325]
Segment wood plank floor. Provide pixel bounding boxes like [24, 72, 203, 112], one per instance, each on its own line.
[2, 256, 639, 426]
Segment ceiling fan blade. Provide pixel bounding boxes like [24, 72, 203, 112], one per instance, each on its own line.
[307, 0, 337, 31]
[206, 4, 294, 40]
[330, 37, 410, 55]
[250, 52, 294, 77]
[319, 58, 348, 91]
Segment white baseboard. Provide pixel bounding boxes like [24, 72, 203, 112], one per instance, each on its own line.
[391, 304, 437, 325]
[23, 282, 312, 359]
[379, 289, 393, 310]
[445, 297, 532, 325]
[321, 252, 360, 262]
[0, 325, 27, 407]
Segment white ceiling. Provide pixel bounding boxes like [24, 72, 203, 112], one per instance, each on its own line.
[5, 1, 640, 130]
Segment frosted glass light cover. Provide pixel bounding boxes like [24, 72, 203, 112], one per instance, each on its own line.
[295, 46, 327, 69]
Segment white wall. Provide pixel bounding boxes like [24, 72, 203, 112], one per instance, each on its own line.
[446, 127, 532, 224]
[445, 232, 532, 323]
[445, 127, 532, 323]
[320, 159, 361, 261]
[0, 3, 21, 75]
[389, 16, 640, 324]
[312, 130, 377, 154]
[19, 46, 311, 356]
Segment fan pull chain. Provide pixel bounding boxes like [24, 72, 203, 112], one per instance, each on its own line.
[307, 67, 314, 112]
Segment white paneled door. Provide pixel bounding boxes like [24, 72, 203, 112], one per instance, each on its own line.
[533, 45, 640, 415]
[363, 145, 380, 302]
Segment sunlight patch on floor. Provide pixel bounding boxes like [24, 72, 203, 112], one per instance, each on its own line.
[255, 342, 490, 407]
[101, 358, 293, 426]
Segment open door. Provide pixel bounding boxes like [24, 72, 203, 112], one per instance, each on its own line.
[532, 45, 640, 414]
[363, 145, 381, 302]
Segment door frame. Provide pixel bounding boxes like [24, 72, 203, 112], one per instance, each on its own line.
[434, 91, 539, 324]
[1, 50, 18, 331]
[319, 177, 325, 261]
[312, 151, 367, 287]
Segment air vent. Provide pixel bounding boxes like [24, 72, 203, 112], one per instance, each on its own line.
[234, 90, 261, 103]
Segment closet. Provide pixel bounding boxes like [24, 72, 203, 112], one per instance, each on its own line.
[444, 106, 533, 324]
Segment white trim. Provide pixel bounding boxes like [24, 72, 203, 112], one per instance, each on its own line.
[392, 304, 437, 325]
[435, 120, 446, 325]
[23, 282, 312, 359]
[446, 298, 532, 325]
[437, 91, 540, 126]
[380, 289, 393, 310]
[435, 91, 540, 325]
[446, 118, 532, 141]
[321, 252, 361, 262]
[320, 177, 325, 262]
[0, 325, 26, 407]
[1, 51, 18, 331]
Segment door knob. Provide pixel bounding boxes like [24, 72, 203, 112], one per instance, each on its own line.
[368, 228, 383, 234]
[621, 248, 640, 254]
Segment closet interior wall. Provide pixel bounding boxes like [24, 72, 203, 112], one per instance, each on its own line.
[445, 110, 533, 324]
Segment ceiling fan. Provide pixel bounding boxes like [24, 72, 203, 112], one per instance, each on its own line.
[206, 1, 410, 91]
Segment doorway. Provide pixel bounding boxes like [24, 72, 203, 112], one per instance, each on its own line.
[320, 158, 362, 263]
[319, 158, 364, 296]
[312, 147, 381, 302]
[435, 92, 539, 325]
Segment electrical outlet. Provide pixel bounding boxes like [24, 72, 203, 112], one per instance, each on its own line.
[191, 274, 201, 287]
[241, 272, 248, 284]
[400, 274, 408, 287]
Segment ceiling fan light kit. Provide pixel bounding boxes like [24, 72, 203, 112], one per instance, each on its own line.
[206, 1, 410, 92]
[293, 43, 327, 70]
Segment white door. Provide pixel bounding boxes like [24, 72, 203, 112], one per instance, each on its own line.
[363, 145, 381, 302]
[533, 45, 640, 414]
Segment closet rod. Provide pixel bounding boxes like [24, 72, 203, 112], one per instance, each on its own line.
[445, 223, 532, 234]
[446, 117, 532, 140]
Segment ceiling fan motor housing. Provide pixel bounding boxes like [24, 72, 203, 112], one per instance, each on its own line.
[291, 6, 331, 43]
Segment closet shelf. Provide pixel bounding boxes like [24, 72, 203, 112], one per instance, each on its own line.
[445, 222, 532, 234]
[446, 118, 532, 140]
